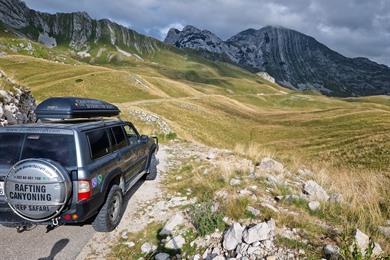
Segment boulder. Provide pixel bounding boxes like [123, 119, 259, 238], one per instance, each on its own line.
[165, 235, 185, 250]
[242, 219, 275, 244]
[159, 213, 184, 236]
[303, 180, 329, 201]
[257, 157, 284, 174]
[308, 201, 320, 211]
[223, 222, 244, 251]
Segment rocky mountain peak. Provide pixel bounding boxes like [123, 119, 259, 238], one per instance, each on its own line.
[165, 24, 390, 96]
[164, 25, 232, 56]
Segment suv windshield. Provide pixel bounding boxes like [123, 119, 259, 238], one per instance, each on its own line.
[0, 133, 76, 167]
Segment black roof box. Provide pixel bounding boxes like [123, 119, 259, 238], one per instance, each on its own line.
[35, 97, 120, 120]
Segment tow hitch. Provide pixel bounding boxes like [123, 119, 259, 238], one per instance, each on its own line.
[46, 217, 60, 233]
[16, 224, 36, 233]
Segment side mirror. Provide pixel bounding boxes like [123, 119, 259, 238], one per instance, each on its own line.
[140, 135, 148, 143]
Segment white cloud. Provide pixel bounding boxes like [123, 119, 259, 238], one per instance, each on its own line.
[158, 22, 184, 40]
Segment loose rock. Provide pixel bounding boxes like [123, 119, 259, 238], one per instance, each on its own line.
[323, 244, 339, 259]
[303, 180, 329, 201]
[155, 252, 170, 260]
[257, 157, 284, 174]
[242, 219, 275, 244]
[165, 235, 185, 250]
[222, 222, 244, 251]
[308, 201, 320, 211]
[353, 229, 383, 256]
[141, 242, 155, 254]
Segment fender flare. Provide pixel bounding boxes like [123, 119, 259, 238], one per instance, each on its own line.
[100, 168, 124, 194]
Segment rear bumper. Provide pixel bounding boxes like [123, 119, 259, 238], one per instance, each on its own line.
[0, 194, 104, 226]
[0, 202, 49, 226]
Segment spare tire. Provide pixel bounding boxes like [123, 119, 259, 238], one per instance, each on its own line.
[4, 159, 72, 222]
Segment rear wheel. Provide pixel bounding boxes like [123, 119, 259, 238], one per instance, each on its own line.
[144, 153, 158, 180]
[92, 185, 123, 232]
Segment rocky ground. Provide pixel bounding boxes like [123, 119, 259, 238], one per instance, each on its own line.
[97, 140, 388, 259]
[0, 69, 36, 126]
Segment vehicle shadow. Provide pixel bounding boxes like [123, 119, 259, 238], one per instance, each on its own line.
[121, 178, 145, 217]
[37, 238, 69, 260]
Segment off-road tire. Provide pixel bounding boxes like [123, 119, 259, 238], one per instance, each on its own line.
[144, 153, 158, 180]
[92, 184, 123, 232]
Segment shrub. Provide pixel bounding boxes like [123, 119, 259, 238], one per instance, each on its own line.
[189, 200, 225, 236]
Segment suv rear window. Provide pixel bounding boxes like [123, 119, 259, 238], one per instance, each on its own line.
[0, 133, 76, 167]
[87, 129, 110, 160]
[0, 133, 24, 165]
[21, 134, 76, 167]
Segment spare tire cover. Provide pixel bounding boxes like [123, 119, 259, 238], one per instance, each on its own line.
[4, 159, 72, 222]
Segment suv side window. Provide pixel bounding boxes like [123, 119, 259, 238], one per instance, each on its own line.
[87, 129, 110, 160]
[111, 126, 127, 150]
[124, 124, 139, 146]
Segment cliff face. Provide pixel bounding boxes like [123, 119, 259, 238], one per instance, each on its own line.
[165, 25, 390, 96]
[0, 0, 161, 54]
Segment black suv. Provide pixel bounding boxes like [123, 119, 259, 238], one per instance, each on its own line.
[0, 97, 158, 232]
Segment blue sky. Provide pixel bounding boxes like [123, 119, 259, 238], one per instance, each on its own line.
[24, 0, 390, 65]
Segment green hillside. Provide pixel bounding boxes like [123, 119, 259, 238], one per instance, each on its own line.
[0, 31, 388, 171]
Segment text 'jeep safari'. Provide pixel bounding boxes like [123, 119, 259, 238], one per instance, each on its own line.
[0, 97, 158, 232]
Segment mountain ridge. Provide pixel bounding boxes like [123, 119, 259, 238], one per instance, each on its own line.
[165, 25, 390, 96]
[0, 0, 162, 54]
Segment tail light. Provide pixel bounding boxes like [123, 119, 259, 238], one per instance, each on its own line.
[77, 180, 92, 201]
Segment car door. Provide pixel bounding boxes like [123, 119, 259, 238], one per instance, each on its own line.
[85, 128, 118, 190]
[122, 124, 148, 185]
[109, 125, 132, 183]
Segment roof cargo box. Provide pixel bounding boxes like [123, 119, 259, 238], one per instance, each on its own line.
[35, 97, 120, 119]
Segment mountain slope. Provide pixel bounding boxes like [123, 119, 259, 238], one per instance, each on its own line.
[165, 25, 390, 97]
[0, 0, 161, 55]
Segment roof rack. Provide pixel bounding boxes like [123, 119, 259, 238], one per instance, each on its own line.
[35, 97, 120, 120]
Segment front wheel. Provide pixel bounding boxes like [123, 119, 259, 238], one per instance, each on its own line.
[144, 153, 158, 180]
[92, 185, 123, 232]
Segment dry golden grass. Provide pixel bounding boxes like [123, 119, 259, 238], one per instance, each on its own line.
[233, 142, 390, 252]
